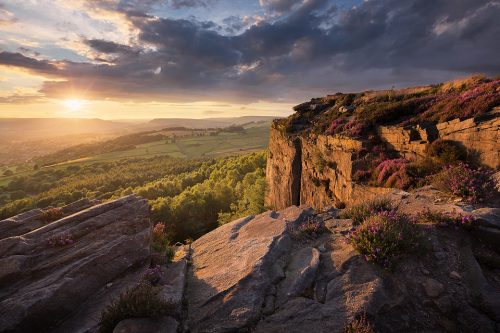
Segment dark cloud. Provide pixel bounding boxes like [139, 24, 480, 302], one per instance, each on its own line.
[1, 0, 499, 103]
[84, 39, 138, 57]
[259, 0, 302, 13]
[0, 52, 59, 74]
[168, 0, 217, 9]
[222, 16, 247, 34]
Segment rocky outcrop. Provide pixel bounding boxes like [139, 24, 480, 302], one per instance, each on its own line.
[0, 198, 101, 239]
[437, 112, 499, 169]
[378, 112, 500, 169]
[265, 129, 302, 210]
[2, 193, 500, 333]
[184, 202, 500, 332]
[377, 124, 434, 159]
[300, 135, 392, 209]
[186, 207, 311, 332]
[266, 109, 499, 211]
[0, 195, 151, 333]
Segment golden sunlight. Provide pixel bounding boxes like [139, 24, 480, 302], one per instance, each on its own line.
[62, 99, 86, 111]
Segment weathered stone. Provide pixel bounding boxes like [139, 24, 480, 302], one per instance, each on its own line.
[460, 244, 500, 322]
[161, 245, 190, 317]
[186, 206, 309, 333]
[472, 208, 500, 229]
[422, 278, 445, 298]
[324, 219, 353, 234]
[266, 102, 499, 211]
[0, 195, 151, 333]
[278, 247, 320, 301]
[471, 226, 500, 252]
[265, 128, 302, 210]
[437, 117, 499, 169]
[113, 317, 178, 333]
[435, 295, 453, 314]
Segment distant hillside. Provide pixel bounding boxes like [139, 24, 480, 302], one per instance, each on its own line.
[0, 118, 130, 141]
[30, 123, 271, 167]
[146, 116, 277, 130]
[0, 116, 279, 166]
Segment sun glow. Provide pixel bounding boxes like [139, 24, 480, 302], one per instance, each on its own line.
[62, 99, 86, 111]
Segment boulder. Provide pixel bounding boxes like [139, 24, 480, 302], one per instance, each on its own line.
[186, 206, 311, 333]
[113, 317, 178, 333]
[0, 195, 151, 333]
[472, 208, 500, 229]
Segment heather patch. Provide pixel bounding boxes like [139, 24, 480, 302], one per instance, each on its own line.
[347, 211, 421, 269]
[152, 223, 175, 264]
[47, 234, 74, 247]
[288, 216, 325, 240]
[339, 198, 393, 225]
[372, 158, 412, 189]
[98, 282, 175, 333]
[39, 207, 64, 223]
[432, 162, 495, 203]
[417, 208, 474, 227]
[276, 77, 499, 138]
[143, 265, 163, 285]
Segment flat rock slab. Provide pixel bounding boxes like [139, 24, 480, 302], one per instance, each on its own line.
[113, 317, 178, 333]
[186, 206, 310, 333]
[0, 195, 151, 333]
[161, 245, 190, 317]
[472, 208, 500, 229]
[277, 247, 320, 303]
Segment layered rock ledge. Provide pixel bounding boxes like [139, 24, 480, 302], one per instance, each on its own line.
[0, 195, 151, 333]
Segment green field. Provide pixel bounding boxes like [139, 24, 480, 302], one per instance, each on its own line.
[0, 125, 270, 187]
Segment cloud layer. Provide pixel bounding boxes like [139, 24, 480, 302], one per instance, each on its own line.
[1, 0, 499, 104]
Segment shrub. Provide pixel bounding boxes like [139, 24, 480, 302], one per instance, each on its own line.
[353, 169, 371, 182]
[47, 234, 74, 247]
[426, 139, 467, 164]
[432, 162, 495, 203]
[288, 217, 325, 240]
[347, 211, 420, 269]
[406, 158, 441, 184]
[417, 208, 474, 227]
[344, 314, 376, 333]
[372, 158, 412, 189]
[339, 198, 393, 225]
[39, 207, 64, 223]
[99, 282, 175, 333]
[151, 223, 175, 264]
[143, 265, 163, 285]
[311, 149, 327, 173]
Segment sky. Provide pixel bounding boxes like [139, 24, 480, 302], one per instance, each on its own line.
[0, 0, 499, 119]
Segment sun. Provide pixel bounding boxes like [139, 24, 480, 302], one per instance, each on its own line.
[62, 99, 86, 111]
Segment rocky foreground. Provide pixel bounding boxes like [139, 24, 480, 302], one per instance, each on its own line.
[0, 191, 499, 332]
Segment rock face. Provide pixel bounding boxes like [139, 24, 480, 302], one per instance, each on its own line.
[0, 198, 101, 239]
[437, 114, 499, 169]
[1, 195, 500, 332]
[186, 207, 311, 332]
[299, 135, 392, 209]
[265, 129, 302, 210]
[185, 204, 500, 332]
[266, 109, 500, 211]
[0, 195, 151, 333]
